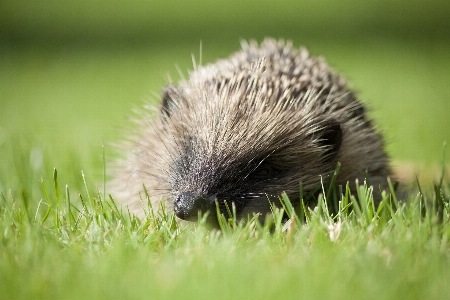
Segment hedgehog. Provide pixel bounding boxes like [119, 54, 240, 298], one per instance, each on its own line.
[110, 38, 391, 224]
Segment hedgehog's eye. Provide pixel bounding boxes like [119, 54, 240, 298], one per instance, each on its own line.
[252, 165, 276, 179]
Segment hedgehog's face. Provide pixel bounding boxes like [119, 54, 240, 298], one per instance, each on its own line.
[169, 140, 289, 223]
[160, 80, 342, 225]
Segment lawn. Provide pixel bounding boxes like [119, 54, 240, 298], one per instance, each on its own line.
[0, 1, 449, 299]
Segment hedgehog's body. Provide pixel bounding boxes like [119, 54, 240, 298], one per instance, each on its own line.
[110, 39, 390, 222]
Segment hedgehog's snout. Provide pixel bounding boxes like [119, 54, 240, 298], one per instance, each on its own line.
[174, 191, 216, 221]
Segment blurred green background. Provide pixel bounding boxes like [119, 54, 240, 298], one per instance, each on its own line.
[0, 0, 449, 176]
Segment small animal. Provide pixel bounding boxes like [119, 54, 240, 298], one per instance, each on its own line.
[110, 38, 391, 224]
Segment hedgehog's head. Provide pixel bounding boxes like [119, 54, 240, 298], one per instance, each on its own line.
[158, 71, 343, 225]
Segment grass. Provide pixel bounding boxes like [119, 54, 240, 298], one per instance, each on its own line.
[0, 40, 449, 300]
[1, 1, 449, 298]
[1, 147, 449, 299]
[0, 43, 448, 300]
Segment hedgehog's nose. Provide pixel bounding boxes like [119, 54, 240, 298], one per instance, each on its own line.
[174, 192, 214, 221]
